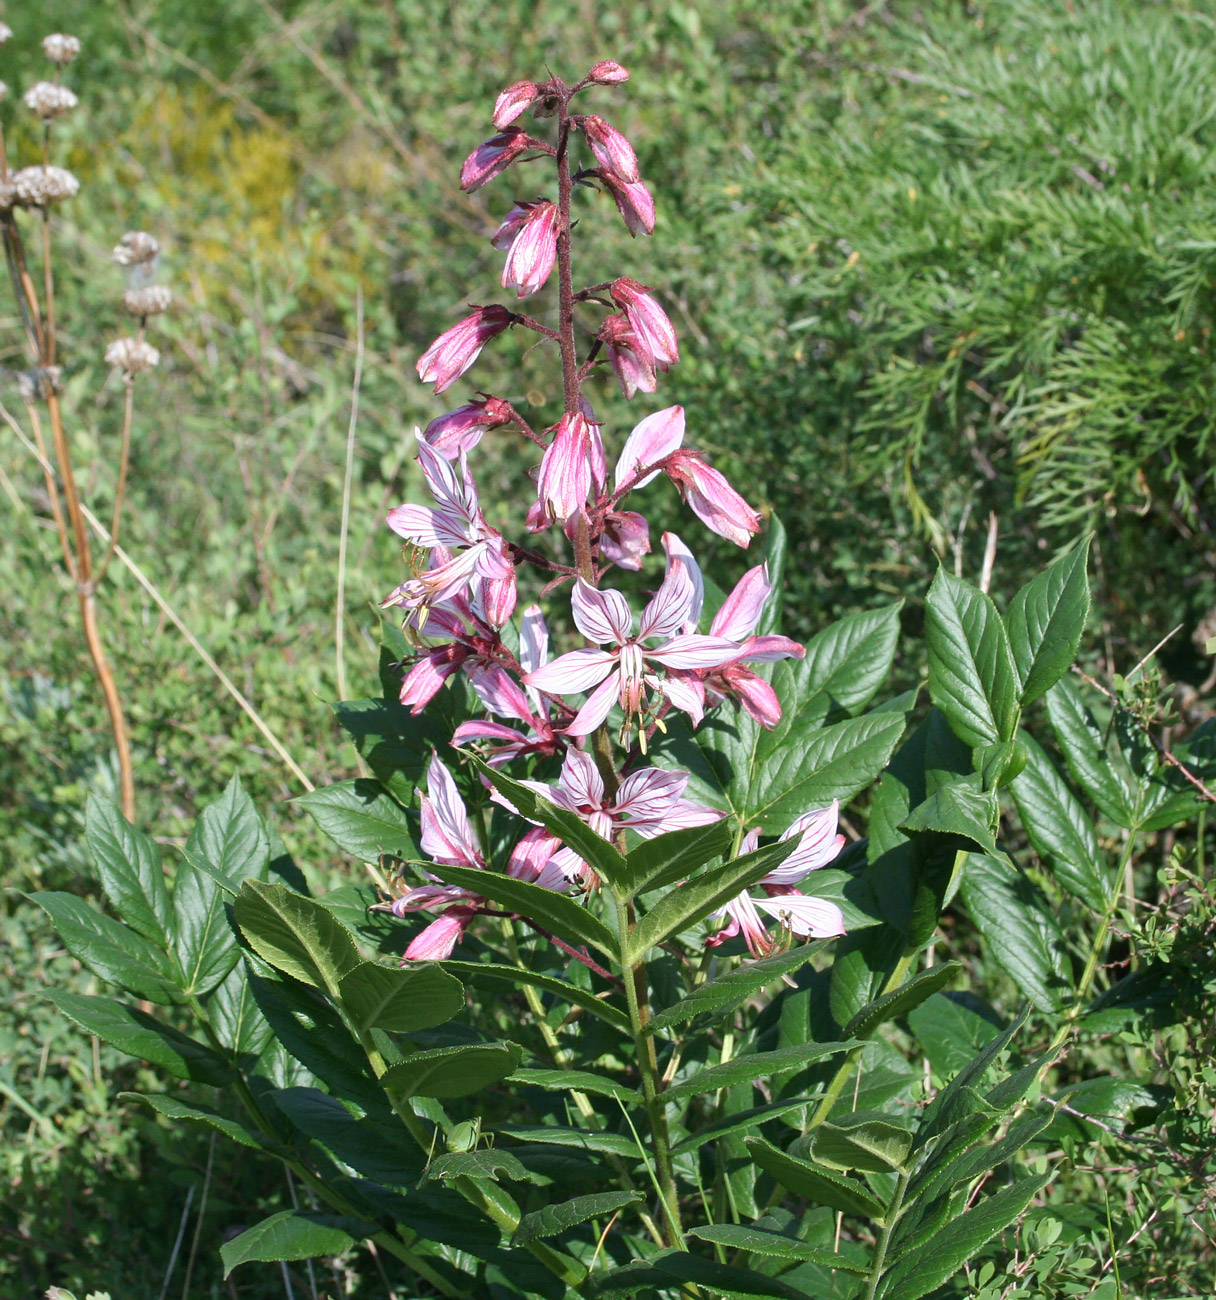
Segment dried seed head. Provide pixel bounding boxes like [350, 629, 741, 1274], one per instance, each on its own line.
[42, 33, 81, 65]
[12, 165, 80, 206]
[19, 365, 62, 401]
[0, 24, 12, 45]
[23, 81, 78, 119]
[122, 285, 172, 317]
[106, 337, 160, 375]
[113, 231, 160, 266]
[0, 181, 15, 211]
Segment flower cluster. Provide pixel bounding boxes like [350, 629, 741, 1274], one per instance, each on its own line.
[381, 62, 845, 962]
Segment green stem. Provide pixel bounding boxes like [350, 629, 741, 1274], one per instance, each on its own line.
[864, 1169, 911, 1300]
[617, 897, 684, 1246]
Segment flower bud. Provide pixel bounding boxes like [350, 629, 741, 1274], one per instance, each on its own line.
[580, 115, 639, 183]
[23, 82, 78, 120]
[600, 314, 656, 400]
[460, 127, 530, 192]
[501, 200, 559, 298]
[596, 169, 655, 236]
[666, 451, 762, 547]
[12, 165, 79, 206]
[600, 510, 651, 570]
[422, 397, 512, 457]
[416, 305, 514, 393]
[42, 33, 81, 65]
[491, 200, 537, 251]
[588, 60, 629, 84]
[537, 411, 606, 522]
[106, 337, 160, 375]
[492, 79, 539, 129]
[610, 277, 679, 368]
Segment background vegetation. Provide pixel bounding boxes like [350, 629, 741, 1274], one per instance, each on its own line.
[3, 0, 1214, 1296]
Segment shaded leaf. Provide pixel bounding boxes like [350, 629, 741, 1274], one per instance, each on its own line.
[337, 960, 464, 1034]
[689, 1224, 868, 1273]
[745, 1137, 886, 1217]
[511, 1192, 641, 1247]
[1044, 677, 1135, 828]
[622, 818, 735, 898]
[594, 1251, 811, 1299]
[666, 1041, 854, 1100]
[221, 1210, 369, 1277]
[900, 776, 1000, 856]
[439, 959, 629, 1033]
[508, 1067, 638, 1103]
[234, 879, 362, 994]
[906, 993, 1002, 1079]
[381, 1042, 522, 1100]
[670, 1097, 825, 1156]
[124, 1091, 261, 1149]
[812, 1116, 913, 1172]
[845, 962, 963, 1039]
[423, 1148, 534, 1185]
[271, 1087, 421, 1185]
[297, 779, 419, 861]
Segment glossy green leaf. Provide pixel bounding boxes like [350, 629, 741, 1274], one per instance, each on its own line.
[900, 775, 1001, 855]
[423, 1148, 535, 1184]
[845, 962, 963, 1039]
[508, 1067, 638, 1103]
[427, 863, 620, 962]
[439, 959, 629, 1032]
[646, 942, 828, 1034]
[124, 1091, 261, 1149]
[626, 836, 800, 961]
[688, 1224, 867, 1272]
[31, 893, 183, 1004]
[46, 990, 234, 1085]
[296, 779, 419, 862]
[960, 855, 1069, 1010]
[85, 796, 172, 948]
[925, 569, 1019, 747]
[234, 879, 362, 994]
[186, 774, 270, 882]
[745, 1137, 886, 1217]
[593, 1251, 811, 1299]
[381, 1041, 522, 1100]
[880, 1174, 1050, 1300]
[172, 853, 240, 998]
[621, 818, 735, 898]
[337, 960, 464, 1033]
[812, 1116, 913, 1172]
[666, 1041, 854, 1100]
[512, 1191, 640, 1247]
[221, 1210, 369, 1277]
[1006, 538, 1091, 707]
[1044, 677, 1136, 828]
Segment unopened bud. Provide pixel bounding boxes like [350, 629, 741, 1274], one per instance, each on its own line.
[123, 285, 172, 317]
[42, 33, 81, 65]
[460, 127, 530, 192]
[23, 81, 78, 120]
[113, 231, 160, 266]
[580, 116, 639, 184]
[12, 165, 80, 206]
[492, 80, 538, 130]
[588, 60, 629, 84]
[106, 337, 160, 374]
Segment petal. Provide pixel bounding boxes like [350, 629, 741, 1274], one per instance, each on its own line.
[711, 564, 771, 641]
[753, 892, 846, 939]
[763, 802, 844, 883]
[469, 664, 534, 723]
[525, 647, 617, 695]
[647, 633, 744, 670]
[386, 504, 469, 548]
[614, 405, 685, 489]
[639, 562, 694, 640]
[563, 672, 621, 737]
[726, 669, 784, 728]
[613, 766, 688, 828]
[661, 531, 704, 629]
[404, 907, 478, 961]
[420, 756, 481, 867]
[738, 635, 807, 664]
[399, 652, 460, 714]
[571, 579, 633, 644]
[558, 747, 605, 810]
[659, 669, 705, 726]
[519, 604, 550, 675]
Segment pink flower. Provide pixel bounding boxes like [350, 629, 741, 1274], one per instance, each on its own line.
[706, 805, 846, 957]
[523, 569, 741, 736]
[491, 201, 538, 251]
[665, 450, 762, 547]
[461, 127, 531, 191]
[537, 411, 606, 522]
[501, 201, 560, 298]
[610, 278, 678, 370]
[600, 313, 657, 400]
[614, 405, 686, 490]
[422, 397, 513, 458]
[493, 80, 539, 129]
[405, 906, 478, 962]
[588, 60, 630, 85]
[417, 306, 513, 394]
[580, 116, 640, 183]
[600, 510, 651, 570]
[597, 169, 656, 236]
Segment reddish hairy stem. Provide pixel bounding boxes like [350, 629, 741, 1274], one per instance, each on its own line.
[554, 100, 582, 418]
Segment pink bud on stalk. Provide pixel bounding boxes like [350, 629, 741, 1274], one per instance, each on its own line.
[537, 412, 607, 522]
[666, 451, 762, 547]
[596, 169, 656, 236]
[461, 127, 531, 191]
[600, 314, 657, 400]
[501, 201, 561, 298]
[417, 306, 513, 394]
[423, 398, 513, 458]
[580, 115, 640, 183]
[610, 278, 679, 369]
[588, 60, 630, 84]
[493, 80, 539, 128]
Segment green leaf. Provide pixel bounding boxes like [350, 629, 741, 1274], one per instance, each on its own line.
[233, 879, 362, 995]
[172, 853, 240, 998]
[757, 515, 788, 637]
[845, 962, 963, 1039]
[621, 818, 735, 898]
[85, 796, 172, 948]
[493, 1125, 640, 1158]
[426, 863, 620, 962]
[880, 1174, 1051, 1300]
[626, 836, 802, 962]
[647, 942, 828, 1034]
[296, 779, 419, 862]
[470, 758, 630, 892]
[688, 1224, 867, 1272]
[1006, 538, 1091, 707]
[511, 1191, 641, 1247]
[908, 1110, 1054, 1213]
[918, 1005, 1030, 1143]
[959, 855, 1069, 1010]
[594, 1251, 812, 1299]
[744, 1137, 886, 1217]
[901, 775, 1001, 855]
[186, 774, 270, 881]
[336, 960, 464, 1033]
[423, 1148, 535, 1184]
[46, 990, 234, 1086]
[123, 1091, 261, 1149]
[812, 1116, 913, 1172]
[1044, 677, 1136, 828]
[925, 569, 1019, 747]
[439, 959, 629, 1033]
[329, 698, 460, 802]
[209, 962, 273, 1058]
[906, 993, 1002, 1079]
[221, 1210, 369, 1277]
[670, 1097, 826, 1156]
[31, 893, 183, 1004]
[270, 1087, 421, 1185]
[381, 1042, 522, 1099]
[666, 1041, 854, 1100]
[508, 1067, 638, 1103]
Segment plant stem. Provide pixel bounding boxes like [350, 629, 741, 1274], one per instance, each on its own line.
[863, 1169, 911, 1300]
[554, 98, 580, 415]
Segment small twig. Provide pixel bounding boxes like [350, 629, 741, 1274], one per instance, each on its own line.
[157, 1182, 196, 1300]
[180, 1132, 215, 1300]
[94, 375, 137, 584]
[979, 511, 998, 594]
